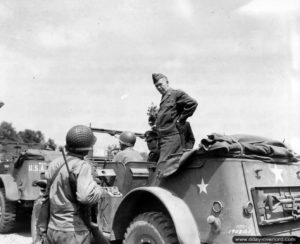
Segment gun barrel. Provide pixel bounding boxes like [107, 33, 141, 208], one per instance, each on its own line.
[91, 127, 145, 139]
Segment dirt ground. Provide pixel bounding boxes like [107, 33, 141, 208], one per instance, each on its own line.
[0, 218, 32, 244]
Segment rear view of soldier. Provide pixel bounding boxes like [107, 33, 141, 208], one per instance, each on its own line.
[113, 131, 143, 164]
[44, 125, 106, 244]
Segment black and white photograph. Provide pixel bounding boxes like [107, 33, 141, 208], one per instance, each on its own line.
[0, 0, 300, 243]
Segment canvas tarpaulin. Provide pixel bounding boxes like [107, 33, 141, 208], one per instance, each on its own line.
[158, 133, 299, 178]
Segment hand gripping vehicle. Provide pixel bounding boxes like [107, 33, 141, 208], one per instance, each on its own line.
[32, 130, 300, 244]
[0, 140, 60, 233]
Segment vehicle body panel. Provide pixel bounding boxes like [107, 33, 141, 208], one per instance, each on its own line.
[95, 160, 155, 236]
[12, 159, 48, 200]
[96, 152, 300, 243]
[0, 144, 61, 202]
[158, 156, 256, 243]
[242, 161, 300, 236]
[0, 174, 19, 201]
[156, 155, 300, 243]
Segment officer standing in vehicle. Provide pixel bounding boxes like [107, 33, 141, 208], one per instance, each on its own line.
[144, 130, 160, 163]
[152, 73, 198, 163]
[113, 131, 143, 164]
[45, 125, 105, 244]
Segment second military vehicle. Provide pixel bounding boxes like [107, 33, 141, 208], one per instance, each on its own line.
[0, 140, 60, 233]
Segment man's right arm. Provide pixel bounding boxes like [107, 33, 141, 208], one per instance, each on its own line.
[76, 162, 105, 205]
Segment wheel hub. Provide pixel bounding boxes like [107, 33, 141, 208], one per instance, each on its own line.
[138, 235, 158, 244]
[140, 237, 155, 244]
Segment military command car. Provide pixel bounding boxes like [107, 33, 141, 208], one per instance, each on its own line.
[32, 130, 300, 244]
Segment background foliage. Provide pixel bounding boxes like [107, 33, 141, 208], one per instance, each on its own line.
[0, 121, 57, 150]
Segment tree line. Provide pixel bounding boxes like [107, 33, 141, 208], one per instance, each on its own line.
[0, 121, 57, 150]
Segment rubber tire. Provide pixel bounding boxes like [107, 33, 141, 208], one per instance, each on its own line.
[123, 212, 179, 244]
[31, 198, 43, 244]
[0, 187, 17, 233]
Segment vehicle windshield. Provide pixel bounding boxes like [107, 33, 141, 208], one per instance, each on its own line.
[92, 131, 148, 159]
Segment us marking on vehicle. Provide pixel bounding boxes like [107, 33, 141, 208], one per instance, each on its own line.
[197, 178, 208, 194]
[28, 162, 47, 172]
[269, 164, 284, 183]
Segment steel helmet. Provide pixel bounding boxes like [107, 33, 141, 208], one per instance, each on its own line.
[119, 131, 136, 147]
[66, 125, 96, 152]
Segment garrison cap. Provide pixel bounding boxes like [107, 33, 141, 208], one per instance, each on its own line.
[144, 130, 158, 142]
[152, 73, 168, 83]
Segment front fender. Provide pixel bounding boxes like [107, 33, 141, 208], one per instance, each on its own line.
[0, 174, 19, 201]
[112, 186, 200, 244]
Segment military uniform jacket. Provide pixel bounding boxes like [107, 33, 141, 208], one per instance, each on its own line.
[156, 88, 198, 137]
[112, 147, 143, 164]
[45, 154, 104, 231]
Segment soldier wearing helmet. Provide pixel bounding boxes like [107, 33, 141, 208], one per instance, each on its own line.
[44, 125, 105, 244]
[113, 131, 143, 164]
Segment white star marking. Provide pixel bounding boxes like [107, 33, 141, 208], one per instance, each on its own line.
[197, 178, 208, 194]
[270, 165, 284, 184]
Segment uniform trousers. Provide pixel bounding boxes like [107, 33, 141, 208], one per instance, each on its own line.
[45, 228, 90, 244]
[158, 133, 182, 163]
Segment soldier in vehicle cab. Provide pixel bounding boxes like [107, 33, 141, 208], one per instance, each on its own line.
[112, 131, 143, 164]
[144, 130, 160, 163]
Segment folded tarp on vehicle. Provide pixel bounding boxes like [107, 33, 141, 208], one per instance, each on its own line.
[159, 133, 299, 178]
[199, 133, 295, 160]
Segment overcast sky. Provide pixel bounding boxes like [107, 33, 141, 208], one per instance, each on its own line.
[1, 0, 300, 153]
